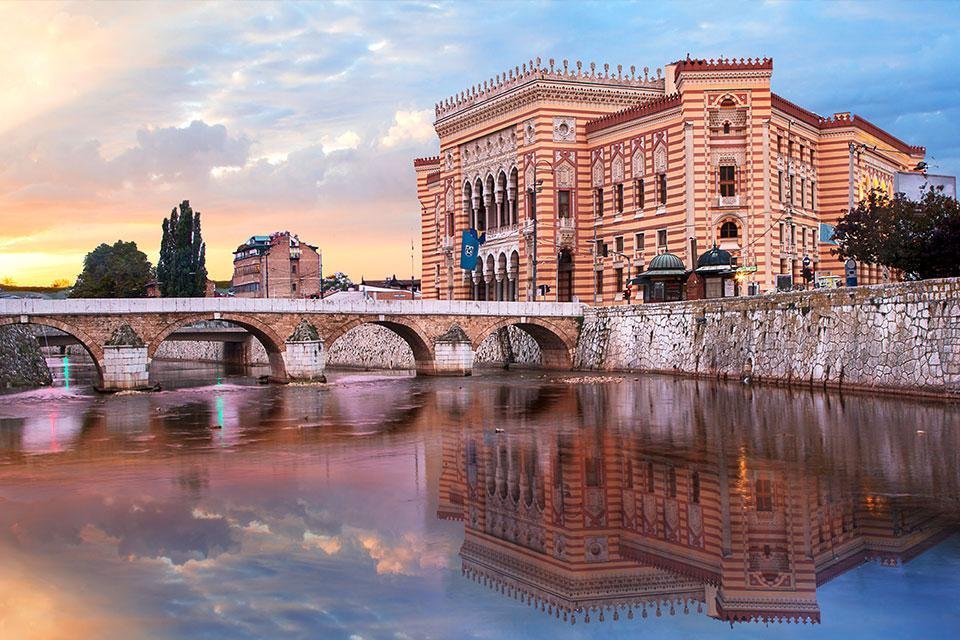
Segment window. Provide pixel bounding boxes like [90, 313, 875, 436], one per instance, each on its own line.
[667, 467, 677, 498]
[810, 149, 815, 165]
[723, 122, 731, 135]
[657, 228, 668, 249]
[779, 223, 785, 245]
[291, 262, 298, 274]
[719, 165, 736, 197]
[594, 239, 604, 257]
[615, 267, 623, 292]
[624, 458, 634, 489]
[788, 139, 793, 157]
[635, 232, 645, 251]
[658, 174, 667, 205]
[800, 178, 806, 208]
[594, 187, 604, 217]
[636, 178, 645, 209]
[720, 221, 739, 239]
[800, 144, 805, 161]
[811, 181, 816, 210]
[595, 270, 604, 295]
[291, 282, 297, 293]
[788, 174, 795, 203]
[646, 462, 655, 493]
[755, 478, 773, 512]
[778, 171, 783, 202]
[558, 190, 571, 218]
[691, 471, 701, 504]
[777, 135, 782, 153]
[615, 183, 624, 212]
[614, 235, 624, 253]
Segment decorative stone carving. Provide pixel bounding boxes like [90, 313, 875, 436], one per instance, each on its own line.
[712, 150, 746, 166]
[553, 117, 576, 142]
[632, 138, 645, 177]
[460, 126, 518, 182]
[612, 155, 624, 183]
[556, 163, 575, 188]
[523, 119, 536, 145]
[592, 161, 604, 187]
[445, 150, 454, 171]
[654, 144, 667, 174]
[445, 185, 455, 211]
[584, 536, 609, 563]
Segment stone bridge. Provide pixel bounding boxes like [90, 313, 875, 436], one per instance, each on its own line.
[0, 298, 584, 391]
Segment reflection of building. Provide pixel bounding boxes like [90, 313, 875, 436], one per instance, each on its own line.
[415, 56, 931, 303]
[231, 232, 321, 298]
[438, 424, 953, 625]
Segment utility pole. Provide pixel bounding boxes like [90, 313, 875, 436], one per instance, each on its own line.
[318, 249, 324, 299]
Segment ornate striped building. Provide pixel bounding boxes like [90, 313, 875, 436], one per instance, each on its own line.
[414, 56, 927, 303]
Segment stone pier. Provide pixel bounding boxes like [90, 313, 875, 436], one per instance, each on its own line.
[283, 339, 326, 382]
[430, 324, 475, 376]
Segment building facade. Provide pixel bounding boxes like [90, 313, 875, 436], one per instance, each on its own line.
[414, 56, 927, 303]
[231, 232, 321, 298]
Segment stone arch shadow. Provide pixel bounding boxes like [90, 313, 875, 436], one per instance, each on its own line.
[147, 313, 289, 382]
[472, 318, 575, 370]
[0, 316, 105, 388]
[323, 316, 436, 375]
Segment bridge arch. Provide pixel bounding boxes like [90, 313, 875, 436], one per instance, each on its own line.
[324, 316, 434, 373]
[147, 313, 289, 382]
[472, 317, 575, 370]
[0, 316, 105, 386]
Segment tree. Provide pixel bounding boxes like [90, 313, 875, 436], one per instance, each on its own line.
[833, 186, 960, 280]
[321, 271, 354, 292]
[70, 241, 151, 298]
[156, 200, 208, 297]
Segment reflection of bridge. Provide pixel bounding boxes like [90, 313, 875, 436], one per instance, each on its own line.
[0, 298, 583, 391]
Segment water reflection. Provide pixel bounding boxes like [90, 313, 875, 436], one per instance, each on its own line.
[0, 371, 957, 638]
[439, 406, 958, 625]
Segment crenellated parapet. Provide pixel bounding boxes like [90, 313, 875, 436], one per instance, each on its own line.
[435, 56, 665, 121]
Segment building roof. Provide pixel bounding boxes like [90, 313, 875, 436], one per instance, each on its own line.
[361, 275, 421, 291]
[695, 246, 734, 273]
[648, 252, 687, 273]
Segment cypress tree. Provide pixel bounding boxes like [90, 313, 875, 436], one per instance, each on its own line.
[157, 200, 207, 297]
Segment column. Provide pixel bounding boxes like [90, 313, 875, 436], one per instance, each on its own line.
[430, 324, 475, 376]
[495, 190, 505, 228]
[101, 345, 150, 391]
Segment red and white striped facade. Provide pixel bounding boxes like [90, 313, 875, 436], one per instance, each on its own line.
[415, 56, 926, 303]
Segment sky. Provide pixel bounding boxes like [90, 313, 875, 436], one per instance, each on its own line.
[0, 0, 958, 286]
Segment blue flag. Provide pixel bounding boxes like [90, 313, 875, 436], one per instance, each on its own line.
[459, 229, 486, 270]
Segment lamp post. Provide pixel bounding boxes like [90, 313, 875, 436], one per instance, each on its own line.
[318, 248, 324, 299]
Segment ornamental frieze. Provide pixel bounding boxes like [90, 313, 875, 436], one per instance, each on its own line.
[460, 126, 518, 181]
[553, 117, 576, 142]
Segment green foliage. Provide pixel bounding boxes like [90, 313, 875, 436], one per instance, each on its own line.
[833, 186, 960, 280]
[156, 200, 208, 297]
[69, 240, 152, 298]
[321, 271, 353, 293]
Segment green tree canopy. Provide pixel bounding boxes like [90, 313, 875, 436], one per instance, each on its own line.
[70, 240, 152, 298]
[833, 186, 960, 280]
[156, 200, 208, 297]
[322, 271, 353, 293]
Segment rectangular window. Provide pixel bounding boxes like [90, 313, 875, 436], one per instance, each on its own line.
[800, 144, 804, 161]
[615, 267, 624, 293]
[779, 223, 785, 245]
[557, 190, 571, 218]
[719, 165, 736, 197]
[657, 228, 668, 249]
[788, 139, 793, 157]
[594, 239, 604, 257]
[756, 478, 773, 512]
[614, 235, 624, 254]
[691, 472, 701, 504]
[658, 174, 667, 205]
[291, 263, 298, 274]
[594, 187, 604, 217]
[636, 178, 645, 209]
[595, 269, 604, 295]
[800, 178, 806, 208]
[646, 462, 655, 494]
[777, 135, 782, 153]
[668, 467, 677, 498]
[810, 149, 815, 165]
[778, 171, 783, 201]
[811, 181, 816, 210]
[615, 183, 624, 212]
[291, 282, 297, 293]
[635, 232, 645, 251]
[789, 174, 795, 203]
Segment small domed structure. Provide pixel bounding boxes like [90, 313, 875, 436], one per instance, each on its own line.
[647, 252, 687, 275]
[629, 252, 689, 302]
[696, 246, 733, 272]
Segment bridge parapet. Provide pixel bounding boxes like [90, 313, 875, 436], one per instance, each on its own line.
[0, 298, 586, 318]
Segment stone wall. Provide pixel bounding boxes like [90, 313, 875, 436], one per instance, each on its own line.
[0, 325, 52, 388]
[576, 278, 960, 397]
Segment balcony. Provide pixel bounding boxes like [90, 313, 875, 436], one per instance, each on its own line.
[717, 195, 740, 208]
[558, 217, 575, 230]
[441, 235, 454, 252]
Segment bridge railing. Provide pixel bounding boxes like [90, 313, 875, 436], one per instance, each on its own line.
[0, 298, 586, 318]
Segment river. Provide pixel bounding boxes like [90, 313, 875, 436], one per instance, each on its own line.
[0, 363, 958, 639]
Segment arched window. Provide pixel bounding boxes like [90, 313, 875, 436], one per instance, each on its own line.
[723, 122, 731, 135]
[720, 221, 739, 239]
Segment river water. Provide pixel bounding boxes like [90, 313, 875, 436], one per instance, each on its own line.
[0, 363, 958, 640]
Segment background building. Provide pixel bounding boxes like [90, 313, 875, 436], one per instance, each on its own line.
[415, 55, 930, 303]
[231, 232, 321, 298]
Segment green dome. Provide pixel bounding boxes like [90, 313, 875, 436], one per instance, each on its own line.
[696, 246, 734, 272]
[648, 252, 686, 272]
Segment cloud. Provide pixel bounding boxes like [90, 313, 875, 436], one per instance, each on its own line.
[380, 109, 435, 149]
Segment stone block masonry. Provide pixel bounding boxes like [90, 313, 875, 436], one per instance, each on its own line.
[102, 345, 149, 391]
[576, 278, 960, 398]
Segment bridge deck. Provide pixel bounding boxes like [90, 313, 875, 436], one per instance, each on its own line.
[0, 298, 584, 318]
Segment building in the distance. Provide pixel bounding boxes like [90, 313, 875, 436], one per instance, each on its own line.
[231, 232, 321, 298]
[414, 55, 931, 303]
